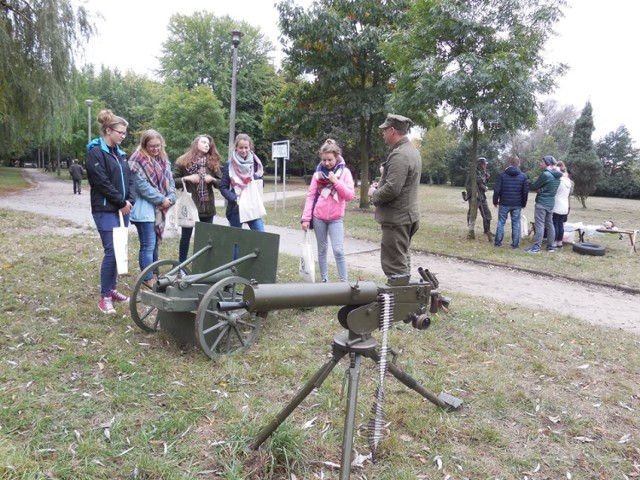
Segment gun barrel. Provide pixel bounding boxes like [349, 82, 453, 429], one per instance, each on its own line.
[243, 281, 380, 311]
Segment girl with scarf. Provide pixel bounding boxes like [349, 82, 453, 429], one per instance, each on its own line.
[173, 134, 222, 262]
[128, 130, 176, 284]
[85, 109, 135, 315]
[220, 133, 266, 231]
[301, 139, 355, 282]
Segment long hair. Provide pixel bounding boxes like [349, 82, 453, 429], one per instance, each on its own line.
[97, 109, 128, 136]
[135, 129, 168, 161]
[176, 134, 221, 173]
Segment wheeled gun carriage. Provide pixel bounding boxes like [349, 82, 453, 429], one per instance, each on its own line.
[130, 223, 280, 358]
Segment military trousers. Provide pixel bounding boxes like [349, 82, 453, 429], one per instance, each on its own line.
[380, 220, 420, 278]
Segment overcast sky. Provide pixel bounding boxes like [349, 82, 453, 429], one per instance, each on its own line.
[80, 0, 639, 144]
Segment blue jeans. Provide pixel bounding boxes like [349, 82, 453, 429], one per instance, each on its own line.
[552, 213, 568, 243]
[312, 218, 347, 282]
[93, 211, 129, 297]
[132, 221, 159, 281]
[533, 203, 555, 248]
[226, 208, 265, 232]
[179, 215, 214, 263]
[495, 206, 522, 248]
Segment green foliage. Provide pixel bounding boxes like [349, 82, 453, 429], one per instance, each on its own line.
[277, 0, 405, 206]
[419, 123, 455, 184]
[158, 12, 278, 153]
[0, 0, 93, 157]
[386, 0, 567, 234]
[564, 102, 602, 207]
[447, 138, 501, 187]
[594, 125, 640, 198]
[153, 85, 227, 161]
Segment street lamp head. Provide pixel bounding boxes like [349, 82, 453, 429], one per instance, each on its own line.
[230, 30, 243, 47]
[85, 99, 93, 107]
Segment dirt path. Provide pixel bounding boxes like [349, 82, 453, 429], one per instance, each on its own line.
[2, 170, 638, 334]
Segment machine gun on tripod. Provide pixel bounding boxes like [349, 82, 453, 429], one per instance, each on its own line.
[218, 268, 462, 479]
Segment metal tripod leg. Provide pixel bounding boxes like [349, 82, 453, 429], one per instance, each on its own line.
[251, 343, 348, 450]
[365, 349, 463, 411]
[340, 351, 362, 480]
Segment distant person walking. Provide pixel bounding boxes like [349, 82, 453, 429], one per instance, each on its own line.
[173, 134, 222, 263]
[492, 156, 529, 249]
[220, 133, 266, 231]
[301, 139, 355, 282]
[368, 114, 421, 280]
[552, 161, 574, 249]
[69, 159, 84, 194]
[85, 109, 135, 314]
[128, 130, 176, 284]
[524, 155, 563, 254]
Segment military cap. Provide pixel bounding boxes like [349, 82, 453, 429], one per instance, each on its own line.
[378, 113, 413, 133]
[477, 157, 488, 164]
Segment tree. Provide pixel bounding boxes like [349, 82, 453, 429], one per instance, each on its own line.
[277, 0, 406, 207]
[158, 12, 278, 154]
[0, 0, 93, 158]
[594, 126, 640, 198]
[565, 102, 602, 208]
[419, 124, 455, 184]
[384, 0, 566, 238]
[153, 85, 227, 161]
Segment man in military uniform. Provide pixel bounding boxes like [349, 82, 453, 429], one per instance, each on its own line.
[368, 114, 421, 279]
[464, 157, 493, 239]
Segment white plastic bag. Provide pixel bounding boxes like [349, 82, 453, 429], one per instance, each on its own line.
[113, 211, 129, 275]
[238, 179, 267, 224]
[520, 214, 529, 238]
[298, 232, 316, 283]
[176, 179, 199, 228]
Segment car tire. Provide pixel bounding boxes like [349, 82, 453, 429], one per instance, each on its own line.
[572, 242, 606, 256]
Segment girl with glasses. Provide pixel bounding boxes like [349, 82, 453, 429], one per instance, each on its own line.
[173, 134, 222, 262]
[128, 130, 176, 284]
[85, 109, 136, 314]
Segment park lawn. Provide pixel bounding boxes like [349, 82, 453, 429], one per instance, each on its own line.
[265, 178, 640, 290]
[0, 208, 639, 479]
[0, 167, 33, 194]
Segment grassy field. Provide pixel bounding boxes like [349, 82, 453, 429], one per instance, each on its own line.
[1, 181, 640, 478]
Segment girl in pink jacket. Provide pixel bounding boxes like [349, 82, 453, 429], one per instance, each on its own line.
[301, 139, 355, 282]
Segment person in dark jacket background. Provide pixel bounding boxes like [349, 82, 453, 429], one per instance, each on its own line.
[492, 156, 529, 249]
[85, 109, 136, 314]
[69, 159, 84, 194]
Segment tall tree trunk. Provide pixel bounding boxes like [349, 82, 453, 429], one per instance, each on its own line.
[467, 118, 479, 240]
[358, 117, 370, 208]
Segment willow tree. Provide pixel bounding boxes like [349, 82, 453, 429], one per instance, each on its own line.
[277, 0, 407, 207]
[0, 0, 92, 157]
[385, 0, 567, 239]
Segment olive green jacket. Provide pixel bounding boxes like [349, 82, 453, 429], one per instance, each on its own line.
[371, 137, 422, 225]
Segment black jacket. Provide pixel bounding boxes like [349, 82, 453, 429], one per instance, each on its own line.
[85, 138, 136, 213]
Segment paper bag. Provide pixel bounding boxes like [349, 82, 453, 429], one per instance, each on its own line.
[298, 232, 316, 283]
[113, 211, 129, 275]
[176, 179, 199, 228]
[238, 179, 267, 224]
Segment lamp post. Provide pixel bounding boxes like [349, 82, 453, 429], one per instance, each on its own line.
[85, 99, 93, 145]
[228, 30, 243, 153]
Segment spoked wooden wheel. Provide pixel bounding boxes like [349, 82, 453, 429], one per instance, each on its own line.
[130, 259, 188, 333]
[195, 276, 264, 359]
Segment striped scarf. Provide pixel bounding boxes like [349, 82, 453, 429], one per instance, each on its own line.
[314, 155, 346, 202]
[186, 156, 209, 209]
